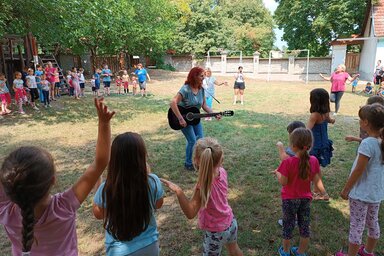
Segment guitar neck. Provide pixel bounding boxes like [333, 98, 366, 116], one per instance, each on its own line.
[194, 112, 222, 118]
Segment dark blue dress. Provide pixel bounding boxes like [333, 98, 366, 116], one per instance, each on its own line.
[310, 121, 333, 167]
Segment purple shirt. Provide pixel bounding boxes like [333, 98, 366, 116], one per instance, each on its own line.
[0, 186, 81, 255]
[198, 167, 233, 232]
[277, 156, 320, 200]
[330, 72, 350, 92]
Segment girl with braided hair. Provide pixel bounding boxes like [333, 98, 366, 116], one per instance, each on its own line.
[0, 98, 114, 255]
[273, 128, 323, 256]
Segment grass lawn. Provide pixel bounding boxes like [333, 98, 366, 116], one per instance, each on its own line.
[0, 70, 383, 256]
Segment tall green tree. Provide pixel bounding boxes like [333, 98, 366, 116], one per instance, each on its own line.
[274, 0, 367, 56]
[221, 0, 275, 57]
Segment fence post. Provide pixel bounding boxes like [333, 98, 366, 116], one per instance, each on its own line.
[221, 51, 227, 74]
[253, 51, 260, 77]
[288, 54, 295, 75]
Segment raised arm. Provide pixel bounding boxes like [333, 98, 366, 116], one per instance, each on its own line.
[319, 73, 331, 81]
[161, 178, 201, 219]
[347, 73, 360, 82]
[73, 98, 115, 204]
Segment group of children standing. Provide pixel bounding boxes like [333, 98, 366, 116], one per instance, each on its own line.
[0, 63, 63, 115]
[1, 84, 384, 256]
[274, 89, 384, 256]
[90, 64, 148, 98]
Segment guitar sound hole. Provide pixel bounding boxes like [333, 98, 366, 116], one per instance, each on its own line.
[186, 112, 195, 121]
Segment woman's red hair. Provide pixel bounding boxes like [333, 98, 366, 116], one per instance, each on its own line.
[185, 67, 204, 88]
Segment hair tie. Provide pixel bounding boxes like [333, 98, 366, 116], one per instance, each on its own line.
[303, 146, 308, 151]
[207, 146, 213, 151]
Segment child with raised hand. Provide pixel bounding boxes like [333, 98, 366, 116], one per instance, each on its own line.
[0, 98, 114, 255]
[273, 128, 323, 256]
[92, 132, 164, 256]
[345, 95, 384, 143]
[335, 103, 384, 256]
[161, 137, 243, 256]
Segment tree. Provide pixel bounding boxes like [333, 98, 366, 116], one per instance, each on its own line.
[172, 0, 274, 58]
[274, 0, 367, 56]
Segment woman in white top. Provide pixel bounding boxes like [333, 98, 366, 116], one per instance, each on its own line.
[233, 66, 245, 105]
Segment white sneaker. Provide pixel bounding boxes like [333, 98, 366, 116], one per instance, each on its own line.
[333, 112, 338, 116]
[44, 105, 48, 108]
[241, 102, 244, 105]
[48, 104, 52, 108]
[33, 106, 39, 111]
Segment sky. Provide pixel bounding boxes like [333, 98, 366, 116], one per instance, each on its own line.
[262, 0, 287, 49]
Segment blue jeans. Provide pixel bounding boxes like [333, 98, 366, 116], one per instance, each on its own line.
[181, 122, 204, 167]
[205, 96, 213, 109]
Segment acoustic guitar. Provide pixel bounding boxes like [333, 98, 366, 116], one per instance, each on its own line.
[168, 106, 234, 130]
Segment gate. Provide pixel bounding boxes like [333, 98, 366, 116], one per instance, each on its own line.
[345, 52, 360, 74]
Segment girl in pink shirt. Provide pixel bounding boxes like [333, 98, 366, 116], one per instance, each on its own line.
[0, 98, 115, 255]
[161, 137, 243, 256]
[273, 128, 323, 256]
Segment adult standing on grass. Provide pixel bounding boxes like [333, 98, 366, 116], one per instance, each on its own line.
[319, 64, 359, 115]
[233, 66, 245, 105]
[102, 64, 112, 96]
[134, 63, 151, 97]
[170, 67, 217, 171]
[203, 67, 227, 120]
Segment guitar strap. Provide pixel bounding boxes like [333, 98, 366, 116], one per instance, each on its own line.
[203, 85, 221, 104]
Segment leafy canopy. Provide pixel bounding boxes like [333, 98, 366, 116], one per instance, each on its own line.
[274, 0, 367, 56]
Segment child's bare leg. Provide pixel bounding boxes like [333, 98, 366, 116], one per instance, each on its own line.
[226, 242, 243, 256]
[347, 243, 359, 256]
[365, 236, 378, 253]
[297, 237, 309, 254]
[283, 239, 291, 252]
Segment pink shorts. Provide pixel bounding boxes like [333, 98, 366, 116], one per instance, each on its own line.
[0, 93, 11, 104]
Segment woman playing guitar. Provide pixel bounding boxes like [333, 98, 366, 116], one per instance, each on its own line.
[170, 67, 219, 171]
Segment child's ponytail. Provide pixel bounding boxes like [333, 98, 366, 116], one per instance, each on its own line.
[194, 137, 223, 208]
[298, 148, 310, 180]
[198, 148, 214, 208]
[289, 128, 313, 180]
[0, 147, 55, 254]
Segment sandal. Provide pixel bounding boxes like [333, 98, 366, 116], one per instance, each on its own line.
[313, 192, 330, 201]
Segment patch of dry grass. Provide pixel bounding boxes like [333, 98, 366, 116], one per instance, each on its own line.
[0, 69, 383, 255]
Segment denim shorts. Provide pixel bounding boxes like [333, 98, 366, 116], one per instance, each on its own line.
[203, 218, 238, 256]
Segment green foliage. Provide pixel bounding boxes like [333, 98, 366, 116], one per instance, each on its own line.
[172, 0, 275, 58]
[274, 0, 367, 56]
[0, 0, 178, 57]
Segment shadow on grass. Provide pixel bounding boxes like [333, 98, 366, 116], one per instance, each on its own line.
[0, 95, 172, 127]
[2, 103, 383, 255]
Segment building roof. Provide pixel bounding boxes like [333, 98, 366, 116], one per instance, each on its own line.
[373, 0, 384, 37]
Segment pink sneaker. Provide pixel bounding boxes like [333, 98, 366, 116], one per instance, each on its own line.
[334, 252, 346, 256]
[358, 245, 374, 256]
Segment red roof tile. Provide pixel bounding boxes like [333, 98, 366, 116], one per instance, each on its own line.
[373, 0, 384, 37]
